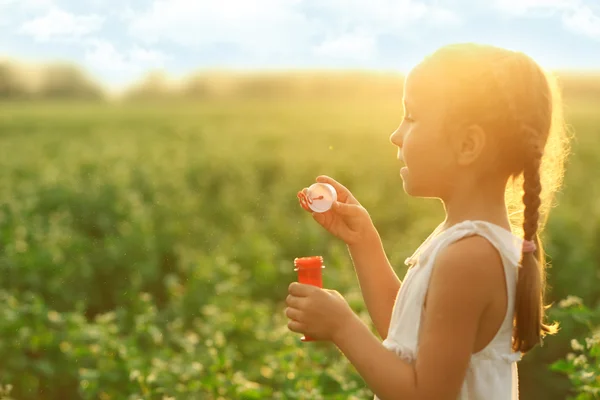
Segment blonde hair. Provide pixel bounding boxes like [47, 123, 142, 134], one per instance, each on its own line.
[415, 43, 572, 353]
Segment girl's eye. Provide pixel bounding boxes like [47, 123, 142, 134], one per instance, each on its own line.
[403, 115, 414, 123]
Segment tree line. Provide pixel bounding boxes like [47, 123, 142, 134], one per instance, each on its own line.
[0, 59, 598, 102]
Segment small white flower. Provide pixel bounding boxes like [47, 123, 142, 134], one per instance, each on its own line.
[573, 354, 587, 367]
[129, 370, 141, 381]
[559, 295, 583, 308]
[585, 335, 599, 349]
[571, 339, 585, 352]
[580, 371, 595, 381]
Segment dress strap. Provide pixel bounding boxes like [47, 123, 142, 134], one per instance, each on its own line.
[404, 223, 445, 267]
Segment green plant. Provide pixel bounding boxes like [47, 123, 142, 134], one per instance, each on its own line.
[550, 296, 600, 399]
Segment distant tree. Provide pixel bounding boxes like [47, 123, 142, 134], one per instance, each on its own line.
[236, 73, 295, 99]
[0, 62, 30, 99]
[181, 74, 211, 99]
[122, 70, 177, 101]
[37, 63, 104, 100]
[557, 71, 600, 100]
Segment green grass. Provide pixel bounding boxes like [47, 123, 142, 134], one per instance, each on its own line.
[0, 90, 598, 399]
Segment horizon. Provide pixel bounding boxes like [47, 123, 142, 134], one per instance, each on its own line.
[3, 57, 600, 97]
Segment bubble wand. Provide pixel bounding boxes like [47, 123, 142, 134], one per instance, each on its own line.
[297, 182, 337, 213]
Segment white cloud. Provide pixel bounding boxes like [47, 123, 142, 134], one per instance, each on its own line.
[494, 0, 571, 15]
[314, 31, 378, 60]
[563, 4, 600, 39]
[128, 0, 315, 56]
[308, 0, 460, 60]
[128, 0, 461, 58]
[0, 0, 53, 28]
[84, 39, 168, 72]
[19, 8, 104, 42]
[129, 46, 167, 64]
[494, 0, 600, 40]
[0, 0, 52, 10]
[307, 0, 460, 28]
[428, 6, 462, 25]
[84, 40, 132, 72]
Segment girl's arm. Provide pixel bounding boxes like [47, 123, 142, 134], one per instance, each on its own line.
[334, 236, 502, 400]
[347, 229, 402, 339]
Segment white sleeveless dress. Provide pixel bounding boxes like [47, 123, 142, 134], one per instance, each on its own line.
[374, 220, 523, 400]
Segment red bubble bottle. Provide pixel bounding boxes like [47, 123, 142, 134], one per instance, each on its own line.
[293, 256, 326, 342]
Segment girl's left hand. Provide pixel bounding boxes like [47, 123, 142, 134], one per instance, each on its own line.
[285, 282, 356, 342]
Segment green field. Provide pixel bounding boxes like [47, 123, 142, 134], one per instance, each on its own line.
[0, 77, 599, 399]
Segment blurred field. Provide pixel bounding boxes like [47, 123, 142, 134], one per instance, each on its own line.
[0, 70, 599, 399]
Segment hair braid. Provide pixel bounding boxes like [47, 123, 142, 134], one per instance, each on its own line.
[513, 125, 558, 352]
[522, 127, 543, 241]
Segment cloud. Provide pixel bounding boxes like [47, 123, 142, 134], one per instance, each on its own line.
[306, 0, 461, 28]
[0, 0, 53, 28]
[314, 31, 378, 60]
[84, 39, 168, 73]
[493, 0, 571, 15]
[128, 0, 461, 58]
[308, 0, 460, 59]
[562, 4, 600, 39]
[0, 0, 52, 10]
[19, 8, 104, 42]
[494, 0, 600, 40]
[128, 0, 315, 57]
[428, 6, 462, 25]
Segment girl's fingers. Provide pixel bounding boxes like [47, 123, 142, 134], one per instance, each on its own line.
[287, 319, 306, 334]
[297, 190, 311, 211]
[312, 211, 325, 224]
[286, 294, 306, 308]
[285, 307, 304, 322]
[331, 201, 358, 216]
[315, 175, 350, 202]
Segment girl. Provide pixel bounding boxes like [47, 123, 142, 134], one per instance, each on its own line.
[285, 42, 571, 399]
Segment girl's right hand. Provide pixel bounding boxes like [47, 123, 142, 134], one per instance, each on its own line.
[299, 175, 376, 246]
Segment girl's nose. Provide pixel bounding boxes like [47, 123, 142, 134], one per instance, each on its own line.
[389, 126, 402, 147]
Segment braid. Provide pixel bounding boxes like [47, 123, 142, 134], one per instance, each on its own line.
[513, 125, 558, 352]
[522, 126, 543, 242]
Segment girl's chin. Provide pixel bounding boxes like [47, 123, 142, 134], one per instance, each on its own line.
[400, 167, 422, 198]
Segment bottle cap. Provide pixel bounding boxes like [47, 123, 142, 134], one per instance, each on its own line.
[293, 256, 324, 270]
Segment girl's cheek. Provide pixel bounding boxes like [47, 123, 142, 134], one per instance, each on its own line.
[403, 130, 423, 165]
[403, 130, 416, 159]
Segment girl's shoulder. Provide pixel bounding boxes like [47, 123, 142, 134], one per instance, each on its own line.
[406, 220, 523, 270]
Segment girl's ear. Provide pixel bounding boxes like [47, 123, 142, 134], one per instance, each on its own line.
[453, 124, 486, 167]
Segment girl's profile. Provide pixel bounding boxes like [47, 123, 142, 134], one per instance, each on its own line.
[288, 42, 572, 400]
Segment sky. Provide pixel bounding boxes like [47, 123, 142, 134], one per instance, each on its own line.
[1, 0, 599, 90]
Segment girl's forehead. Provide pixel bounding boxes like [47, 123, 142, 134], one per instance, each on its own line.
[403, 70, 444, 110]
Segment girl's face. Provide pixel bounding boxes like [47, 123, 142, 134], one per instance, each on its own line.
[389, 68, 458, 199]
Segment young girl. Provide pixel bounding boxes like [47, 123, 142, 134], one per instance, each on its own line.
[285, 42, 571, 399]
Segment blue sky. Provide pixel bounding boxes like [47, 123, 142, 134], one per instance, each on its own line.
[1, 0, 599, 90]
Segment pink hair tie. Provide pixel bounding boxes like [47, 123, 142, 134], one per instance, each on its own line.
[522, 240, 537, 253]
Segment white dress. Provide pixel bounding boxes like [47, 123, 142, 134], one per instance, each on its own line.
[374, 220, 523, 400]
